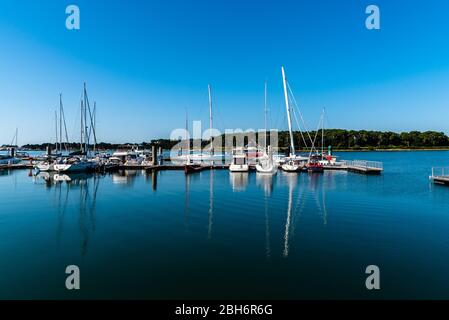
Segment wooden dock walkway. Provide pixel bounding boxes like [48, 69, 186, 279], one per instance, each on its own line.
[1, 160, 384, 176]
[0, 163, 33, 170]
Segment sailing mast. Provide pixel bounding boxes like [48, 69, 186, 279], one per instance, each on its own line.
[60, 94, 69, 152]
[59, 95, 62, 154]
[185, 108, 190, 163]
[93, 102, 97, 153]
[208, 84, 213, 154]
[264, 80, 268, 151]
[321, 108, 325, 160]
[55, 110, 59, 153]
[83, 83, 88, 155]
[80, 100, 84, 154]
[83, 83, 98, 155]
[281, 66, 295, 157]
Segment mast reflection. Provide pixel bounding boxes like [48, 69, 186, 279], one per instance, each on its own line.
[283, 172, 297, 258]
[208, 170, 214, 239]
[34, 172, 99, 256]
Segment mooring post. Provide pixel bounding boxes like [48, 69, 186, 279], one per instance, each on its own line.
[158, 147, 162, 165]
[152, 145, 157, 166]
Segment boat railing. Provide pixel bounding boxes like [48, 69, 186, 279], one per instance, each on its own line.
[431, 167, 449, 178]
[341, 160, 383, 170]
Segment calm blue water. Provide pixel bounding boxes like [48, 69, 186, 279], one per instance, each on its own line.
[1, 151, 449, 299]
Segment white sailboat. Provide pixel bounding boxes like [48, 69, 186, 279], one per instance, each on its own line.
[256, 81, 278, 174]
[200, 84, 222, 163]
[35, 94, 68, 172]
[55, 83, 98, 173]
[256, 147, 278, 174]
[280, 66, 305, 172]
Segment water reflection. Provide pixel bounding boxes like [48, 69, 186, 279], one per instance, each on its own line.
[281, 172, 329, 258]
[256, 173, 275, 196]
[34, 172, 99, 256]
[208, 170, 214, 239]
[31, 169, 331, 259]
[111, 170, 140, 185]
[229, 172, 248, 192]
[283, 173, 297, 258]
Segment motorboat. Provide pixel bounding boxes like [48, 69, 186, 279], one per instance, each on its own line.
[229, 149, 249, 172]
[306, 155, 324, 173]
[54, 157, 97, 173]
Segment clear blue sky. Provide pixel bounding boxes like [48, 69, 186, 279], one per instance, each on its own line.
[1, 0, 449, 144]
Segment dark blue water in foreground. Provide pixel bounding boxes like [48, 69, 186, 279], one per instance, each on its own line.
[1, 151, 449, 299]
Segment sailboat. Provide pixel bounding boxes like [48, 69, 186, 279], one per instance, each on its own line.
[55, 83, 98, 173]
[280, 66, 304, 172]
[35, 94, 69, 172]
[305, 109, 325, 173]
[256, 81, 278, 174]
[183, 108, 207, 173]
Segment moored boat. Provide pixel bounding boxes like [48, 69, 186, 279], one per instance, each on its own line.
[229, 149, 249, 172]
[256, 147, 278, 174]
[54, 157, 97, 173]
[306, 156, 324, 173]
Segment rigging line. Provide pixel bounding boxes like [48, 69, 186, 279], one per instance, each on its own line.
[60, 95, 69, 152]
[10, 129, 17, 146]
[83, 85, 98, 153]
[290, 104, 309, 151]
[286, 82, 314, 145]
[308, 113, 324, 157]
[289, 94, 309, 150]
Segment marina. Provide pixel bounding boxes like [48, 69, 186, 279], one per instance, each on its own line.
[1, 150, 449, 299]
[1, 0, 449, 303]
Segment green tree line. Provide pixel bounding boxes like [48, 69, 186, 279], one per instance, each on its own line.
[13, 130, 449, 151]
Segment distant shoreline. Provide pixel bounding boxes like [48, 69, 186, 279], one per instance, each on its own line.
[6, 147, 449, 153]
[332, 148, 449, 152]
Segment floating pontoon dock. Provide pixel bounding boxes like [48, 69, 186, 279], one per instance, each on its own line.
[323, 160, 383, 175]
[0, 163, 33, 170]
[1, 159, 383, 175]
[430, 167, 449, 185]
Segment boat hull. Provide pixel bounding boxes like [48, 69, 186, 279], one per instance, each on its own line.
[256, 163, 277, 174]
[54, 162, 96, 173]
[184, 164, 206, 174]
[229, 164, 249, 172]
[306, 165, 324, 173]
[35, 163, 55, 172]
[281, 163, 300, 172]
